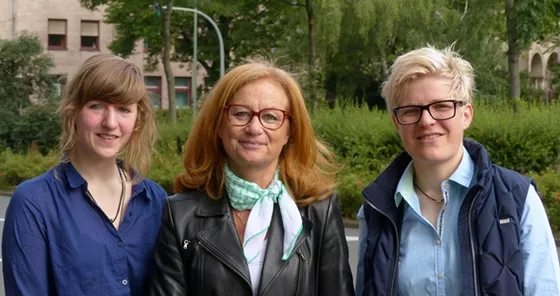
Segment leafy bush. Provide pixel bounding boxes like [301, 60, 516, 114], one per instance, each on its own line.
[1, 102, 559, 227]
[528, 167, 560, 233]
[0, 149, 58, 190]
[0, 102, 61, 155]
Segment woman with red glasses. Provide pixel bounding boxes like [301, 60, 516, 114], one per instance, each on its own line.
[148, 62, 354, 296]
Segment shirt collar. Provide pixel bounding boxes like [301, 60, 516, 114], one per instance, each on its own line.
[394, 145, 475, 207]
[63, 161, 86, 189]
[62, 161, 149, 200]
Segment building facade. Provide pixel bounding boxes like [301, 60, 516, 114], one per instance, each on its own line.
[520, 42, 559, 91]
[0, 0, 205, 109]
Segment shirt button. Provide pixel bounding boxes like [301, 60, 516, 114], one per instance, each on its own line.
[118, 241, 124, 247]
[122, 279, 128, 286]
[129, 212, 133, 217]
[444, 183, 449, 189]
[437, 273, 444, 279]
[436, 240, 441, 246]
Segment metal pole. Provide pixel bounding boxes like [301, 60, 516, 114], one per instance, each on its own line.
[192, 1, 198, 117]
[12, 0, 16, 39]
[162, 6, 225, 78]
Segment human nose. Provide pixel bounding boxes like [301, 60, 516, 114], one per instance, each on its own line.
[102, 107, 118, 129]
[244, 114, 263, 134]
[417, 108, 436, 126]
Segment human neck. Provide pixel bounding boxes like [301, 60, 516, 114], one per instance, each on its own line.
[69, 150, 120, 184]
[413, 149, 464, 191]
[228, 162, 277, 189]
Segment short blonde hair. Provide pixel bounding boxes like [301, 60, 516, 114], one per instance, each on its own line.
[58, 54, 156, 179]
[174, 61, 340, 207]
[381, 45, 475, 112]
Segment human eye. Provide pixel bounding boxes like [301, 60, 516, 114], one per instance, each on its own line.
[261, 110, 282, 122]
[118, 106, 132, 113]
[400, 107, 420, 116]
[233, 110, 251, 118]
[88, 102, 103, 110]
[433, 101, 454, 110]
[229, 106, 251, 118]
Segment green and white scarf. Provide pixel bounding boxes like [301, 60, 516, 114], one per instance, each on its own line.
[225, 164, 303, 262]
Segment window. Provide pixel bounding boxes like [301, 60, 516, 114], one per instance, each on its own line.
[145, 76, 162, 109]
[175, 77, 191, 108]
[81, 21, 99, 50]
[48, 19, 67, 50]
[143, 40, 150, 53]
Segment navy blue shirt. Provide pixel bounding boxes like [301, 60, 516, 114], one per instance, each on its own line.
[2, 161, 168, 296]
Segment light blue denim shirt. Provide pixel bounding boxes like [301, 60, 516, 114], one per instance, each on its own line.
[356, 147, 560, 296]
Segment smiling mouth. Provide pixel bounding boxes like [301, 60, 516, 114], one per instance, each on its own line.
[98, 134, 118, 140]
[417, 134, 442, 140]
[239, 141, 264, 148]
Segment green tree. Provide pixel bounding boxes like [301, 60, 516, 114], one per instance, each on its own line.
[323, 0, 509, 107]
[0, 33, 55, 114]
[80, 0, 301, 102]
[505, 0, 559, 109]
[0, 33, 59, 154]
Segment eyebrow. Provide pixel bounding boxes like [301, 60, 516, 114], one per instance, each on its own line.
[397, 98, 452, 107]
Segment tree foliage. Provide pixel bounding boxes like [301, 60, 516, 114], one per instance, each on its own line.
[0, 33, 59, 154]
[79, 0, 560, 109]
[0, 33, 55, 114]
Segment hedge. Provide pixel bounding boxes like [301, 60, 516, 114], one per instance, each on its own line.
[0, 102, 559, 230]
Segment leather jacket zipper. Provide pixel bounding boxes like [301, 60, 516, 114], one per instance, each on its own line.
[294, 250, 306, 295]
[365, 199, 399, 296]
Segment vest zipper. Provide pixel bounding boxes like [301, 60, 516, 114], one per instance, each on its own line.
[294, 250, 306, 295]
[468, 189, 481, 296]
[365, 199, 399, 296]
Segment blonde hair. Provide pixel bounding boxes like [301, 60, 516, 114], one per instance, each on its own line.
[58, 54, 156, 179]
[381, 45, 475, 112]
[175, 62, 340, 207]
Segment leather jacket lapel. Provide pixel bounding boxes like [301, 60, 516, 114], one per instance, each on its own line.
[258, 205, 312, 295]
[196, 194, 252, 288]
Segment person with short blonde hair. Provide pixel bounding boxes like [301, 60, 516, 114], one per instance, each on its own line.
[148, 62, 354, 295]
[2, 54, 168, 295]
[356, 46, 560, 296]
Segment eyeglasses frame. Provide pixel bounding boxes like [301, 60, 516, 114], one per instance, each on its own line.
[392, 99, 466, 125]
[224, 104, 291, 130]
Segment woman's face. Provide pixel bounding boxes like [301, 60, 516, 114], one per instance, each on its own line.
[73, 100, 138, 162]
[219, 79, 291, 177]
[392, 75, 472, 166]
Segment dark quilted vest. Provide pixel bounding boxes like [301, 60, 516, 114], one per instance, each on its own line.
[361, 139, 531, 296]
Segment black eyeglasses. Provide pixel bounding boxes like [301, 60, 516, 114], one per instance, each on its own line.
[393, 100, 465, 125]
[224, 104, 291, 130]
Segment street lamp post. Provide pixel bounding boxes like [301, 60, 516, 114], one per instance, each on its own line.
[160, 6, 225, 78]
[159, 5, 225, 119]
[153, 2, 224, 118]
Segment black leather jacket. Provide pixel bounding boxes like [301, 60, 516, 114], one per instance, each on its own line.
[147, 189, 354, 296]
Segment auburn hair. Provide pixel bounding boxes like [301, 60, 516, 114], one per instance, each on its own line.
[174, 62, 340, 207]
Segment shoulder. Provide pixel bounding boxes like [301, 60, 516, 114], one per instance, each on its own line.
[301, 192, 340, 219]
[13, 168, 59, 202]
[490, 165, 532, 192]
[8, 168, 59, 217]
[140, 178, 169, 200]
[168, 189, 207, 203]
